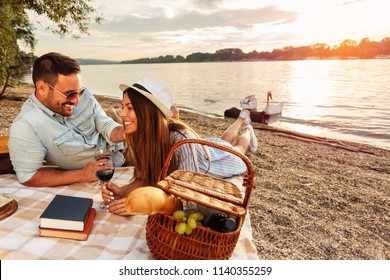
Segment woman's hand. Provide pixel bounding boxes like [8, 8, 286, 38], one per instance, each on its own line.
[107, 198, 131, 216]
[101, 181, 124, 202]
[102, 179, 145, 216]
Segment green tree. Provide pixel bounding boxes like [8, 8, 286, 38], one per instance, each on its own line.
[337, 39, 358, 57]
[270, 48, 284, 60]
[379, 37, 390, 55]
[310, 43, 331, 58]
[0, 2, 33, 97]
[0, 0, 102, 98]
[175, 55, 185, 62]
[186, 52, 212, 62]
[214, 48, 244, 61]
[357, 38, 378, 58]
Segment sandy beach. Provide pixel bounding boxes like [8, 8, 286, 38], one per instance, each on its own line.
[1, 84, 389, 259]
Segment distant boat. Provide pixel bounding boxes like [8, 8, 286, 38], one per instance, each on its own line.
[264, 91, 284, 115]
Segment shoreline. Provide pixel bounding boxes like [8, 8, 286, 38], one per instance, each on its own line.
[1, 84, 390, 259]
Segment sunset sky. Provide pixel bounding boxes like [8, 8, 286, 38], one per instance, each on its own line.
[24, 0, 389, 61]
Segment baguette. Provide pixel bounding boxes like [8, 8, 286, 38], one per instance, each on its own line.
[125, 186, 183, 215]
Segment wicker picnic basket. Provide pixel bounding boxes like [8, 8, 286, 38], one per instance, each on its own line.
[145, 138, 255, 260]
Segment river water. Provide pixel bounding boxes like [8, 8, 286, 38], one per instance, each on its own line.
[25, 59, 390, 150]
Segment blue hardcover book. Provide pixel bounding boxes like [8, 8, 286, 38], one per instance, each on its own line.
[40, 195, 93, 231]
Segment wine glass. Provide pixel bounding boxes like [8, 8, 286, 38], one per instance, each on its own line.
[93, 146, 112, 189]
[94, 149, 115, 209]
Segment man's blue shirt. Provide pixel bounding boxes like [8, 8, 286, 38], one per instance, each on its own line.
[9, 89, 124, 183]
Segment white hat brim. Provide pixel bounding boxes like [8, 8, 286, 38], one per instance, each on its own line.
[119, 84, 173, 118]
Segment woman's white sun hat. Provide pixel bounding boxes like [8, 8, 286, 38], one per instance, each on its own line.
[119, 74, 173, 118]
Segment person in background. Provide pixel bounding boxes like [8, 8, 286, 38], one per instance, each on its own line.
[8, 52, 125, 187]
[102, 74, 257, 216]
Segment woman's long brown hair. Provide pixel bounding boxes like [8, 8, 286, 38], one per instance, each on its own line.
[124, 88, 195, 186]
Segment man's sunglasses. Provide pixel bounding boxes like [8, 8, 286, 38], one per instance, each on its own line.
[46, 82, 85, 99]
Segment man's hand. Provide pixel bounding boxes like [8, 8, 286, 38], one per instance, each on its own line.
[81, 159, 99, 182]
[23, 159, 98, 187]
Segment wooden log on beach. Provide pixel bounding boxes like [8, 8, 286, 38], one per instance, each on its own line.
[224, 107, 270, 124]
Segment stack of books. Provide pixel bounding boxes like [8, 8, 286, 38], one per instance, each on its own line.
[39, 194, 96, 241]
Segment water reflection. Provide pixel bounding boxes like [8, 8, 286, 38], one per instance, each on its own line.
[45, 60, 390, 150]
[287, 60, 335, 121]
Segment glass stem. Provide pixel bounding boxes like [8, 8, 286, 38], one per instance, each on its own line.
[100, 181, 111, 209]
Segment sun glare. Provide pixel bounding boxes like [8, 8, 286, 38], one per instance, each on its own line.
[286, 0, 382, 47]
[287, 60, 333, 120]
[164, 7, 175, 19]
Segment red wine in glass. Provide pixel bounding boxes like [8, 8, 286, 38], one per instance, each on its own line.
[94, 147, 112, 189]
[96, 169, 114, 182]
[94, 153, 115, 208]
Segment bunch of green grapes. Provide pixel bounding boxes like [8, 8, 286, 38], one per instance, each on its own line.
[173, 210, 204, 235]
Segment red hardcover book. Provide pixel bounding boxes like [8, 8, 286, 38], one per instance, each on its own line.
[39, 208, 96, 241]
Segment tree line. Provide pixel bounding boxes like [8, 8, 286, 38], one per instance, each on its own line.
[121, 37, 390, 64]
[0, 0, 101, 98]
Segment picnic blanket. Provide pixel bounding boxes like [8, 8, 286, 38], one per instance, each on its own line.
[0, 167, 258, 260]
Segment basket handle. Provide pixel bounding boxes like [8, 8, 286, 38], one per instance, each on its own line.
[160, 138, 255, 209]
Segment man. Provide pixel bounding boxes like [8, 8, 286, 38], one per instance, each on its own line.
[8, 52, 125, 187]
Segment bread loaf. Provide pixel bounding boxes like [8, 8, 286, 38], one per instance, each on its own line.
[125, 186, 183, 215]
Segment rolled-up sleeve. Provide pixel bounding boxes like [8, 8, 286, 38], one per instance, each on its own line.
[92, 96, 121, 146]
[8, 120, 46, 183]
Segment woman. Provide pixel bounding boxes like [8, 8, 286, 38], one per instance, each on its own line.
[102, 74, 258, 216]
